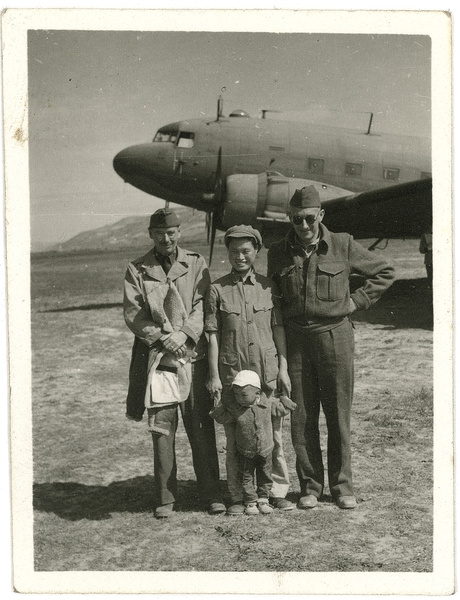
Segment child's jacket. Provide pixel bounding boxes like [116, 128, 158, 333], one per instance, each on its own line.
[210, 396, 290, 458]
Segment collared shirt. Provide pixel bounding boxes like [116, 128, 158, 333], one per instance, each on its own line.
[295, 236, 320, 259]
[205, 269, 283, 391]
[267, 223, 395, 332]
[153, 247, 177, 275]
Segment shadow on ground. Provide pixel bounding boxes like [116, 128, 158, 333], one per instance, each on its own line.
[351, 277, 433, 330]
[42, 302, 123, 313]
[33, 477, 230, 520]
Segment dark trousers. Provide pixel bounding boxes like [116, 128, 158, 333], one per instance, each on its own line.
[287, 319, 354, 499]
[152, 357, 222, 506]
[125, 339, 221, 507]
[237, 452, 273, 504]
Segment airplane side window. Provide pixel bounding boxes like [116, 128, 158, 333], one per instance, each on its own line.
[383, 167, 400, 181]
[177, 132, 195, 149]
[308, 158, 325, 174]
[345, 162, 363, 177]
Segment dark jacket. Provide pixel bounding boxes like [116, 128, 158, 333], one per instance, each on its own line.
[210, 395, 290, 459]
[267, 224, 395, 324]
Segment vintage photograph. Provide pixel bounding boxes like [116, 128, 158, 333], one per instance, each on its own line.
[3, 8, 453, 595]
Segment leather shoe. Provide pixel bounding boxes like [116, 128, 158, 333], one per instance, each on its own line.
[297, 494, 318, 509]
[209, 502, 226, 515]
[336, 495, 357, 509]
[270, 497, 295, 511]
[154, 503, 174, 519]
[226, 503, 245, 516]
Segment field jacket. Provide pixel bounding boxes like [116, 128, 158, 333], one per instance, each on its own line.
[210, 396, 290, 459]
[267, 224, 395, 325]
[124, 246, 209, 420]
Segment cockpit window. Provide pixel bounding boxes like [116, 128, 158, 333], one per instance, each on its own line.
[153, 127, 179, 143]
[177, 131, 195, 149]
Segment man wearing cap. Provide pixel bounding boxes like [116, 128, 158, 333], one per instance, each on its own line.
[205, 224, 295, 515]
[123, 208, 225, 518]
[267, 186, 395, 510]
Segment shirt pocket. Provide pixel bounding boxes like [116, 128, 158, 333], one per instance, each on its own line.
[253, 299, 274, 330]
[316, 262, 348, 301]
[278, 265, 300, 301]
[219, 301, 242, 330]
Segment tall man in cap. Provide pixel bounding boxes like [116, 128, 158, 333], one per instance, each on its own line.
[205, 224, 296, 514]
[267, 186, 395, 510]
[123, 208, 225, 518]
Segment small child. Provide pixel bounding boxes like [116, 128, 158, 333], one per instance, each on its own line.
[210, 370, 295, 515]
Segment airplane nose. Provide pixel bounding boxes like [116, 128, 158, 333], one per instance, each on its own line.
[113, 145, 146, 181]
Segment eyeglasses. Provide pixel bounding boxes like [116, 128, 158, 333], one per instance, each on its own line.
[290, 213, 320, 226]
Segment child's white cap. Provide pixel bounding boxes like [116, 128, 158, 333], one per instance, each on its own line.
[232, 370, 261, 389]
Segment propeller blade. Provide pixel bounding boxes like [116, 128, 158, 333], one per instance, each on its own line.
[206, 212, 211, 244]
[209, 214, 217, 265]
[208, 146, 223, 265]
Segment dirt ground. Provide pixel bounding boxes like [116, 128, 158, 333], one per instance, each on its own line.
[30, 238, 433, 572]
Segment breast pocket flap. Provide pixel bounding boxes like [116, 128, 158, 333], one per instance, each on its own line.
[220, 303, 241, 315]
[254, 300, 274, 312]
[317, 262, 346, 276]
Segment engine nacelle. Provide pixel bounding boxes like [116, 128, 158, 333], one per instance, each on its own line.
[222, 171, 353, 245]
[222, 171, 299, 229]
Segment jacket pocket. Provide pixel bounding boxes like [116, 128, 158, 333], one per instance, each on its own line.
[219, 301, 242, 331]
[316, 262, 348, 301]
[253, 299, 274, 329]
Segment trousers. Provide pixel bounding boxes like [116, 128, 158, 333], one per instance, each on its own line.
[224, 414, 289, 503]
[238, 453, 273, 504]
[150, 358, 222, 507]
[287, 318, 354, 499]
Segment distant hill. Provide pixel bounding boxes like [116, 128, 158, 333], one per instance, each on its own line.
[47, 208, 221, 253]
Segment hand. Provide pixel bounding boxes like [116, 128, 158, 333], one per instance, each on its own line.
[277, 368, 291, 397]
[349, 298, 357, 314]
[206, 376, 223, 405]
[162, 331, 188, 356]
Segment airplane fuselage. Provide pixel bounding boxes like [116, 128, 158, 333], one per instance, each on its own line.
[114, 114, 431, 214]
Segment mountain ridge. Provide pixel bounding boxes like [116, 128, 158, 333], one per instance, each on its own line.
[40, 208, 220, 253]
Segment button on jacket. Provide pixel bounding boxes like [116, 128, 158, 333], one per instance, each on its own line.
[267, 224, 395, 326]
[204, 270, 283, 391]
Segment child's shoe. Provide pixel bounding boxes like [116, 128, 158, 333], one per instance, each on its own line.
[257, 498, 274, 514]
[244, 502, 259, 515]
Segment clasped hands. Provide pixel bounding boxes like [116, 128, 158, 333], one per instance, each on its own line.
[161, 331, 188, 359]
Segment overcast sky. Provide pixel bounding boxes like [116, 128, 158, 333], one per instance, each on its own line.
[28, 31, 431, 248]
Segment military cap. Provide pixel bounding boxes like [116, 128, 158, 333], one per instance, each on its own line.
[289, 185, 321, 208]
[224, 224, 262, 250]
[232, 370, 261, 389]
[149, 208, 180, 229]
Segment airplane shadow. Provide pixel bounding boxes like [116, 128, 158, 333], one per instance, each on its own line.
[351, 277, 433, 330]
[33, 477, 229, 521]
[43, 302, 123, 313]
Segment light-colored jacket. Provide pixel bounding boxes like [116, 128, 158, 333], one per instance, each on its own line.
[124, 246, 210, 353]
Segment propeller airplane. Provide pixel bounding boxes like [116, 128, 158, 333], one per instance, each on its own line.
[113, 97, 432, 263]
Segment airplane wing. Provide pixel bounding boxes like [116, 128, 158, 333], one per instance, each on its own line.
[321, 178, 432, 240]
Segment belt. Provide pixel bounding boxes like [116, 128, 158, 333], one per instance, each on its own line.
[156, 364, 178, 374]
[286, 316, 346, 329]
